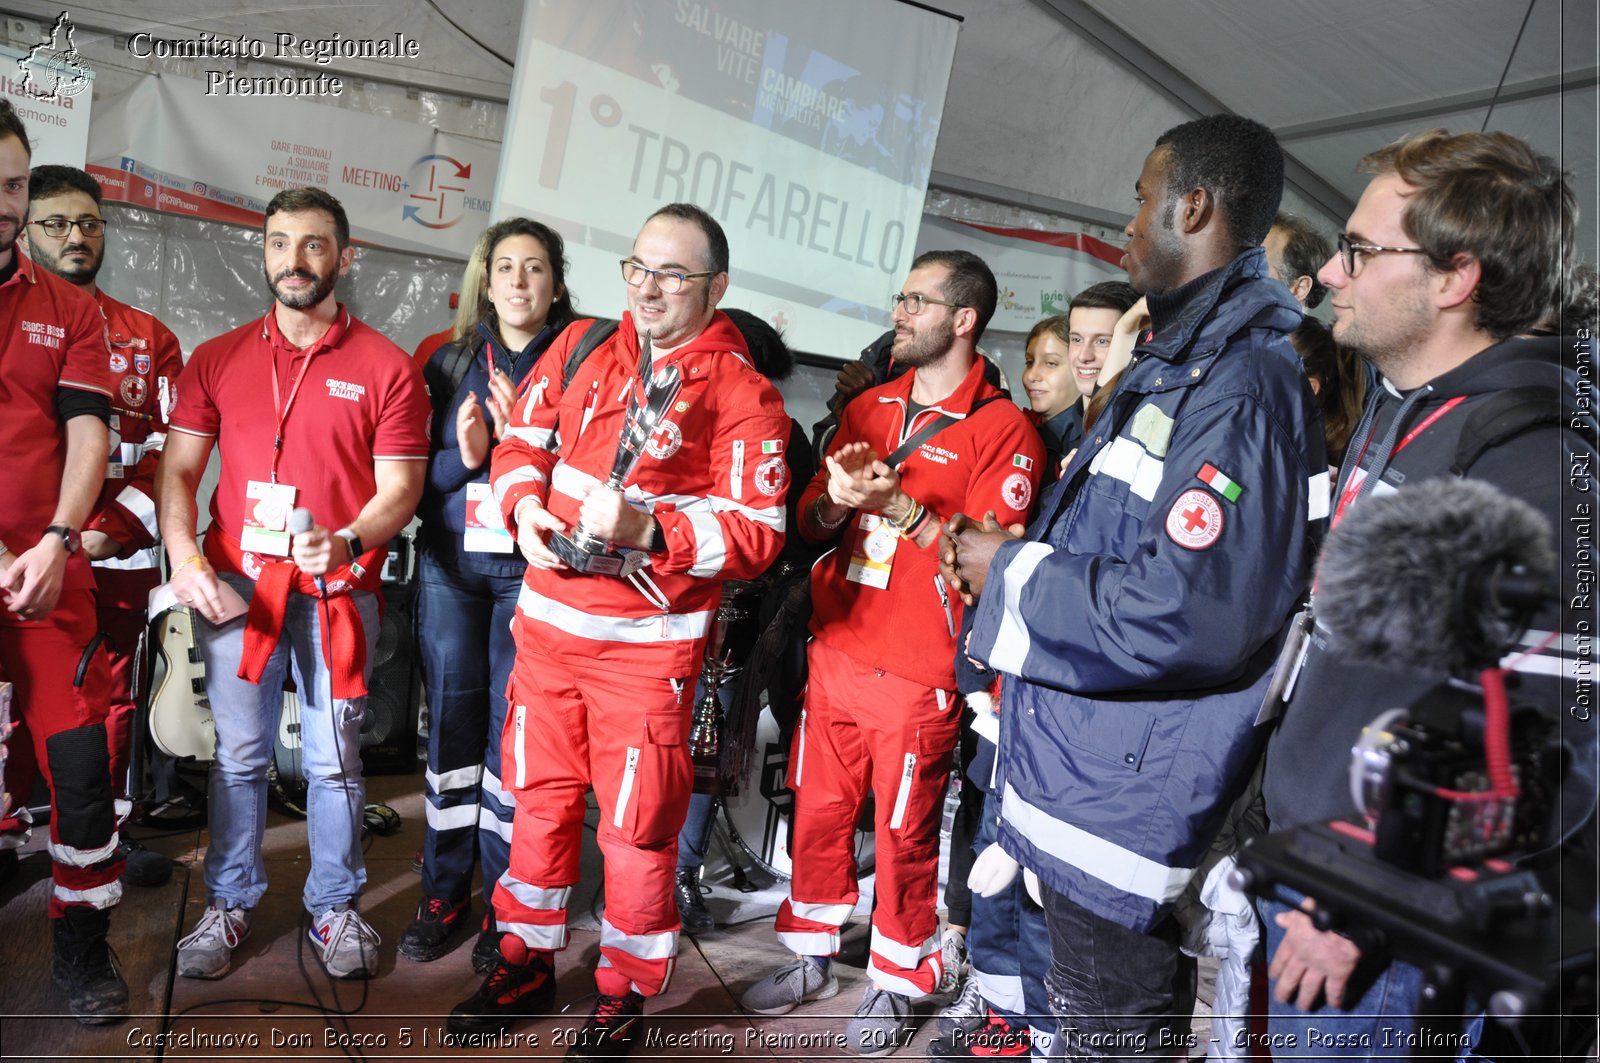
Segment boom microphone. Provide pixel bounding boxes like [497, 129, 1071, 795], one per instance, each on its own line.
[1316, 478, 1553, 676]
[287, 507, 326, 596]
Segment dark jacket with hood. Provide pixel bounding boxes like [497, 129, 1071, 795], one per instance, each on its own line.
[968, 248, 1326, 932]
[1263, 333, 1598, 900]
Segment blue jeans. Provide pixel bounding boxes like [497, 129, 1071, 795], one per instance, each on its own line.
[195, 574, 379, 915]
[1041, 885, 1195, 1060]
[1258, 894, 1444, 1058]
[416, 554, 520, 910]
[968, 796, 1058, 1053]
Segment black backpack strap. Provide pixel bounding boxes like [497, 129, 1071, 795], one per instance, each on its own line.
[884, 395, 1006, 467]
[561, 318, 620, 390]
[1450, 386, 1565, 475]
[433, 333, 484, 400]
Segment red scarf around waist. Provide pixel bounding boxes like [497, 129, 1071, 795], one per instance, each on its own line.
[205, 531, 383, 699]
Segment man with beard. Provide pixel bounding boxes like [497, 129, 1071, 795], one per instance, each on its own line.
[0, 99, 126, 1025]
[156, 187, 429, 982]
[448, 203, 791, 1055]
[740, 250, 1044, 1054]
[18, 167, 182, 884]
[1259, 129, 1594, 1059]
[944, 115, 1324, 1056]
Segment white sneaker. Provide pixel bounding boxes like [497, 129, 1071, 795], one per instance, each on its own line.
[177, 903, 251, 979]
[310, 904, 381, 979]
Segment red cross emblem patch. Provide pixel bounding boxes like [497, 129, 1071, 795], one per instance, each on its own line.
[1165, 488, 1223, 550]
[1002, 472, 1032, 513]
[645, 419, 682, 460]
[755, 455, 788, 497]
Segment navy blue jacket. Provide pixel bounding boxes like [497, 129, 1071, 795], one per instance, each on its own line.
[418, 322, 560, 577]
[968, 249, 1326, 932]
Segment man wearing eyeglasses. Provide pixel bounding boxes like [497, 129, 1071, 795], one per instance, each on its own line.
[20, 167, 183, 880]
[1259, 130, 1594, 1059]
[453, 203, 791, 1055]
[740, 249, 1043, 1053]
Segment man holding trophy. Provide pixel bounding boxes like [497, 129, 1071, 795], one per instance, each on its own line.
[451, 203, 791, 1055]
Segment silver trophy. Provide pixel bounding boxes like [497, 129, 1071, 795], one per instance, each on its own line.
[689, 586, 751, 795]
[549, 336, 682, 576]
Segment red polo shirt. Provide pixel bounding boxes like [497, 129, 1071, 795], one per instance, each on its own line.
[0, 252, 112, 591]
[169, 304, 429, 565]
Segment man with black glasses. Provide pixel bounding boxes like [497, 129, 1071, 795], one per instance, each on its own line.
[21, 167, 183, 881]
[740, 250, 1043, 1055]
[450, 203, 791, 1057]
[1260, 129, 1593, 1060]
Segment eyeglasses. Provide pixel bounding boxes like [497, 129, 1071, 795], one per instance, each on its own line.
[28, 217, 108, 238]
[891, 292, 966, 315]
[620, 259, 717, 294]
[1337, 233, 1425, 276]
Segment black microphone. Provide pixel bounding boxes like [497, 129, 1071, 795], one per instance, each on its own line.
[1315, 477, 1554, 676]
[287, 506, 326, 597]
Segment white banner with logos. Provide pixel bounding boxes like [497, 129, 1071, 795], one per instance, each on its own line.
[86, 72, 497, 259]
[1, 43, 95, 166]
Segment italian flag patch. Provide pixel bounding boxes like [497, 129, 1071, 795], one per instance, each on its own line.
[1197, 462, 1243, 502]
[1013, 453, 1034, 470]
[762, 439, 783, 454]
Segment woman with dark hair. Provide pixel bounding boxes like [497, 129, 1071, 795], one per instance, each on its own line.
[1288, 316, 1366, 466]
[400, 218, 578, 970]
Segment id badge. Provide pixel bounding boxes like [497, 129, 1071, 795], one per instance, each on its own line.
[845, 513, 897, 589]
[241, 479, 297, 556]
[1256, 606, 1313, 725]
[106, 414, 123, 479]
[464, 482, 514, 554]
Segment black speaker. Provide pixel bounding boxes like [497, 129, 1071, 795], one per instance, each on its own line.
[360, 578, 421, 776]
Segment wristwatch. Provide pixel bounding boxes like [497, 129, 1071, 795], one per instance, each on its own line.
[334, 528, 363, 562]
[44, 523, 81, 555]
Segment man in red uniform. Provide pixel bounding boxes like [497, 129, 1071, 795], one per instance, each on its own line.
[740, 250, 1044, 1055]
[0, 99, 126, 1024]
[157, 187, 429, 982]
[448, 203, 790, 1056]
[21, 166, 184, 881]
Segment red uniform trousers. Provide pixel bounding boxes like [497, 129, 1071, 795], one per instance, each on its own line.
[775, 639, 962, 999]
[494, 640, 695, 999]
[97, 588, 155, 802]
[0, 589, 122, 917]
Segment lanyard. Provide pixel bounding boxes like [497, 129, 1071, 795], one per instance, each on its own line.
[267, 325, 322, 484]
[1332, 395, 1466, 525]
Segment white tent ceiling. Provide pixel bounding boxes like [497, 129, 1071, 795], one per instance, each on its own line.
[2, 0, 1594, 256]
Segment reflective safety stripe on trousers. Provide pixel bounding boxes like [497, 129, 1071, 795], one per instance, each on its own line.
[889, 752, 916, 829]
[513, 705, 528, 789]
[613, 747, 641, 828]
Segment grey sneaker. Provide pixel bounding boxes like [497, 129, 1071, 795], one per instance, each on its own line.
[934, 973, 985, 1040]
[176, 903, 251, 979]
[740, 955, 838, 1016]
[845, 985, 914, 1057]
[936, 927, 967, 994]
[310, 904, 381, 979]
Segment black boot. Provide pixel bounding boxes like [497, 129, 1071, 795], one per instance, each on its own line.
[52, 907, 129, 1025]
[471, 914, 504, 975]
[566, 990, 645, 1058]
[674, 867, 714, 936]
[446, 951, 555, 1038]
